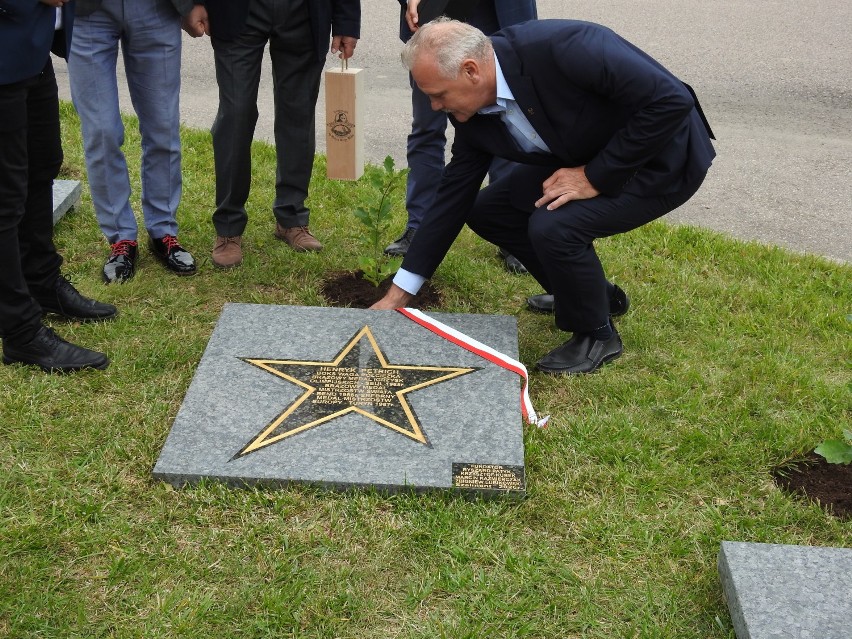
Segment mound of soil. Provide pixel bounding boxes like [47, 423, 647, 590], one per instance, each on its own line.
[321, 271, 443, 309]
[772, 453, 852, 519]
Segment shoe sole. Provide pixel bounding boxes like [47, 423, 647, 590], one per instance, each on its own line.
[526, 298, 630, 317]
[274, 231, 322, 253]
[40, 308, 118, 322]
[212, 258, 242, 269]
[152, 257, 198, 276]
[2, 355, 110, 373]
[535, 349, 622, 376]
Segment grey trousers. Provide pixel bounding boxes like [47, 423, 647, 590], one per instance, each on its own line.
[210, 0, 324, 236]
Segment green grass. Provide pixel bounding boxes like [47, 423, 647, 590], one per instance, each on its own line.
[1, 103, 849, 638]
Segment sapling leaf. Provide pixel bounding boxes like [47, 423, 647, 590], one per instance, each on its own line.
[814, 439, 852, 465]
[352, 157, 409, 286]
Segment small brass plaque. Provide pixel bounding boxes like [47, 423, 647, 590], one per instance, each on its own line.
[452, 463, 525, 492]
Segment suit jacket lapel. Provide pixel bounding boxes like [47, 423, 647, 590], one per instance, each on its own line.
[493, 37, 569, 162]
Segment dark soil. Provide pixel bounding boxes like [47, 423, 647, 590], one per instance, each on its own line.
[321, 271, 444, 309]
[772, 453, 852, 519]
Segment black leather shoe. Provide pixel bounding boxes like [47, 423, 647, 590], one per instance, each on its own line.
[384, 228, 416, 256]
[527, 285, 631, 317]
[149, 235, 197, 276]
[35, 275, 118, 321]
[497, 247, 528, 274]
[103, 239, 138, 284]
[2, 325, 109, 372]
[536, 329, 623, 375]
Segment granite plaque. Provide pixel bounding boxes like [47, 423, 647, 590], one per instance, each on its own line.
[153, 303, 526, 496]
[718, 540, 852, 639]
[53, 179, 81, 225]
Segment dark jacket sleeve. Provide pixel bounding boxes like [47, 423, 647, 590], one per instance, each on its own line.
[400, 132, 492, 279]
[331, 0, 360, 37]
[0, 0, 63, 84]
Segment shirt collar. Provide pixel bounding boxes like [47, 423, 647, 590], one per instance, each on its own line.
[478, 52, 514, 115]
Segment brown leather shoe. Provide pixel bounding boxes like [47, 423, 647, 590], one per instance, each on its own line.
[275, 224, 323, 252]
[212, 235, 242, 268]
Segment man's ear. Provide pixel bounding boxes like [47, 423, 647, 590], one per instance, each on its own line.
[461, 59, 480, 82]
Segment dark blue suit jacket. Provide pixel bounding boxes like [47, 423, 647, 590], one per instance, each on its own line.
[401, 20, 716, 279]
[203, 0, 360, 61]
[0, 0, 75, 85]
[397, 0, 537, 42]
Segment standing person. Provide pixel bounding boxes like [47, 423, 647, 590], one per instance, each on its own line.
[184, 0, 360, 269]
[1, 0, 117, 372]
[371, 19, 716, 375]
[67, 0, 200, 284]
[384, 0, 537, 276]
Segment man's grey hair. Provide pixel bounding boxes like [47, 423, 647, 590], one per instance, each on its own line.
[401, 17, 493, 78]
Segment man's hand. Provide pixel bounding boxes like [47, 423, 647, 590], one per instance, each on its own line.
[535, 166, 600, 211]
[181, 5, 209, 38]
[331, 36, 358, 60]
[39, 0, 69, 7]
[404, 0, 422, 32]
[369, 284, 414, 310]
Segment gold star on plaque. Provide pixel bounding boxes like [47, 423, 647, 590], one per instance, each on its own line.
[234, 326, 478, 458]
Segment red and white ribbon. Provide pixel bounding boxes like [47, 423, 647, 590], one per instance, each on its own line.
[397, 308, 549, 427]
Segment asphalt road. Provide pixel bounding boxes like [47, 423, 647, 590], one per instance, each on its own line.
[55, 1, 852, 263]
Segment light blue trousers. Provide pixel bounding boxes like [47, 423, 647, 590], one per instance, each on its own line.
[68, 0, 182, 244]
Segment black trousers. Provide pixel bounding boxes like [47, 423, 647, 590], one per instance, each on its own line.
[0, 59, 63, 342]
[210, 0, 324, 236]
[467, 165, 706, 333]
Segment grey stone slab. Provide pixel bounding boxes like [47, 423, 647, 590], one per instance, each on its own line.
[718, 540, 852, 639]
[153, 303, 526, 496]
[52, 180, 81, 225]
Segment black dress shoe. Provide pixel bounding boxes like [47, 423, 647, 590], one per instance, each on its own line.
[497, 247, 528, 274]
[2, 325, 109, 372]
[150, 235, 197, 276]
[103, 239, 138, 284]
[536, 329, 623, 375]
[384, 228, 416, 256]
[527, 285, 631, 317]
[34, 275, 118, 321]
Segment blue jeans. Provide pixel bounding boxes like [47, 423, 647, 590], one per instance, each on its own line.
[68, 0, 182, 244]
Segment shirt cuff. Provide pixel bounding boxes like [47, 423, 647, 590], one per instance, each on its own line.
[393, 269, 425, 296]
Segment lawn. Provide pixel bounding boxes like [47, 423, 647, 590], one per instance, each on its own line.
[0, 104, 849, 638]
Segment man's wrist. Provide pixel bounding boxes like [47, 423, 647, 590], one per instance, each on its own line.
[393, 268, 425, 295]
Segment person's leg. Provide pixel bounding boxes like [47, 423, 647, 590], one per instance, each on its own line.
[466, 164, 554, 288]
[67, 2, 136, 244]
[404, 78, 449, 232]
[0, 63, 112, 371]
[266, 0, 324, 237]
[122, 0, 182, 241]
[21, 61, 119, 319]
[0, 73, 48, 343]
[16, 65, 64, 300]
[383, 78, 448, 256]
[120, 0, 195, 274]
[528, 180, 705, 333]
[210, 0, 267, 238]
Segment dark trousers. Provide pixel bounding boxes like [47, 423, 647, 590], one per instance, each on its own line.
[0, 60, 63, 342]
[404, 0, 513, 230]
[210, 0, 324, 236]
[467, 165, 706, 333]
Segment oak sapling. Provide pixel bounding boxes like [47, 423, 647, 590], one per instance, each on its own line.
[354, 156, 408, 287]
